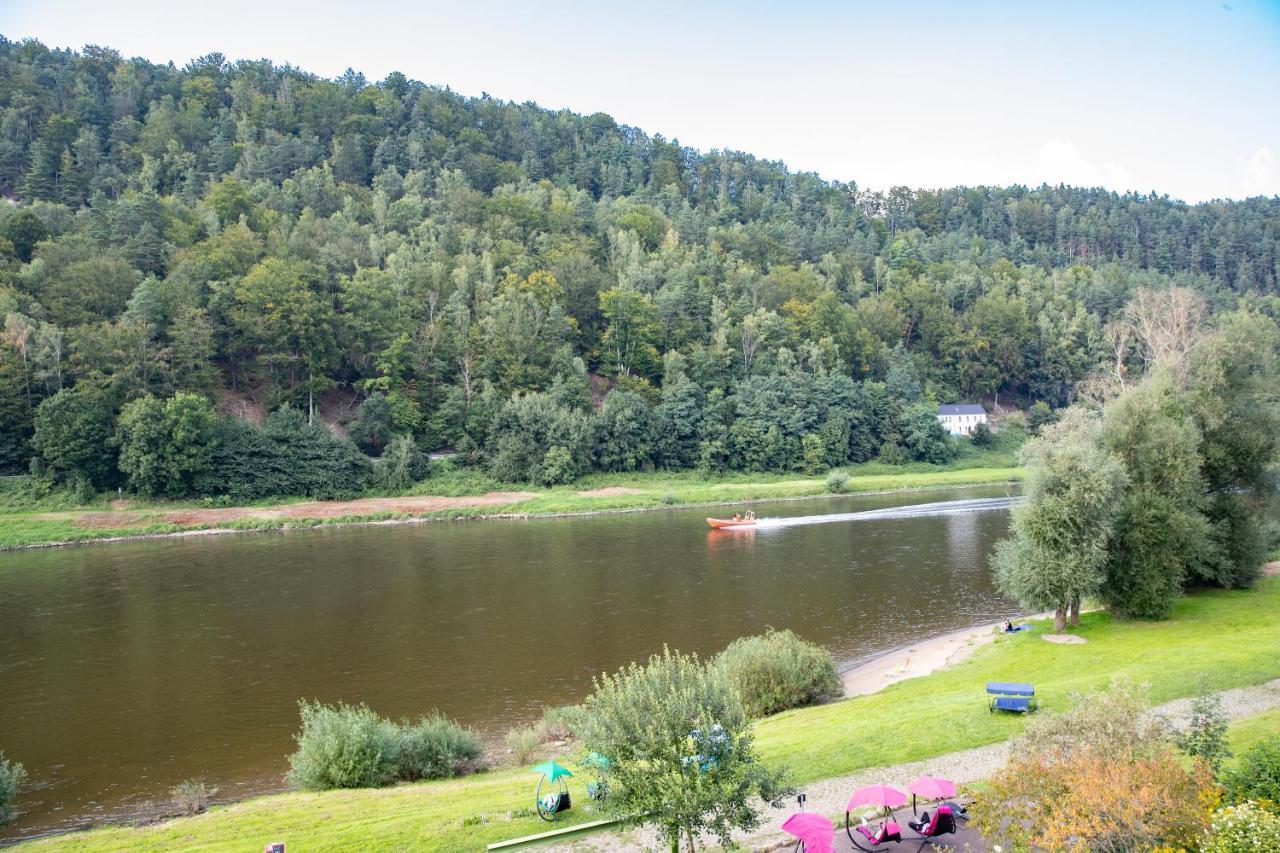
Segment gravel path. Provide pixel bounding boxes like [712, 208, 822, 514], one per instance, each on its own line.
[548, 678, 1280, 852]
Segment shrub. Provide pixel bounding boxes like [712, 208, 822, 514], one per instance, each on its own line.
[504, 726, 540, 764]
[975, 747, 1214, 851]
[901, 402, 957, 464]
[712, 629, 842, 718]
[825, 470, 850, 494]
[170, 779, 218, 816]
[349, 392, 394, 455]
[537, 704, 585, 741]
[198, 408, 370, 500]
[877, 441, 908, 465]
[579, 647, 791, 850]
[539, 445, 576, 486]
[1223, 735, 1280, 806]
[285, 701, 399, 790]
[974, 683, 1214, 851]
[31, 385, 116, 488]
[1203, 801, 1280, 853]
[970, 421, 994, 447]
[801, 434, 826, 475]
[372, 434, 430, 491]
[0, 752, 26, 826]
[1027, 400, 1058, 434]
[1175, 691, 1231, 776]
[1018, 678, 1168, 758]
[116, 393, 219, 497]
[395, 713, 482, 781]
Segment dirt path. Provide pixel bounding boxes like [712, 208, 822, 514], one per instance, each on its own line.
[48, 491, 538, 529]
[552, 680, 1280, 851]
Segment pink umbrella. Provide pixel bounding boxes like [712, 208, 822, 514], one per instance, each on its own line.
[908, 775, 956, 801]
[781, 812, 835, 853]
[846, 784, 908, 812]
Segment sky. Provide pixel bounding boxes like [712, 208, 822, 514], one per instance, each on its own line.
[4, 0, 1279, 203]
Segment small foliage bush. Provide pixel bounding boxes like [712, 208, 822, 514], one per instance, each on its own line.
[286, 701, 482, 790]
[537, 704, 584, 741]
[1223, 735, 1280, 806]
[504, 726, 540, 764]
[713, 629, 842, 717]
[801, 434, 827, 475]
[371, 434, 430, 492]
[969, 421, 994, 447]
[286, 701, 399, 790]
[539, 445, 576, 486]
[169, 779, 218, 816]
[395, 713, 482, 781]
[1175, 691, 1231, 776]
[825, 470, 850, 494]
[1202, 801, 1280, 853]
[0, 752, 26, 826]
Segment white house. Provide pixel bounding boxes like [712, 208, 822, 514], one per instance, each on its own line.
[938, 403, 987, 436]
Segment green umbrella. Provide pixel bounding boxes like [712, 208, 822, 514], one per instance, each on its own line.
[531, 760, 573, 781]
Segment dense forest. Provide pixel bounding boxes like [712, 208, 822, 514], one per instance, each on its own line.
[0, 37, 1278, 498]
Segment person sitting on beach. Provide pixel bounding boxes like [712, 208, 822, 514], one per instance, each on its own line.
[1003, 620, 1014, 632]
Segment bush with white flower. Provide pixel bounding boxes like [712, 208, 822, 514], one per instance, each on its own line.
[1202, 801, 1280, 853]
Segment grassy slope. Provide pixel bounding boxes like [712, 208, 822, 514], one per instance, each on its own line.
[22, 578, 1280, 852]
[0, 453, 1022, 550]
[1225, 707, 1280, 761]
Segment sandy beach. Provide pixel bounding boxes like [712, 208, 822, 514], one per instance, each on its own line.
[840, 622, 1004, 696]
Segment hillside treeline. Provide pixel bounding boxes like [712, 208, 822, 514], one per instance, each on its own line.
[0, 37, 1278, 495]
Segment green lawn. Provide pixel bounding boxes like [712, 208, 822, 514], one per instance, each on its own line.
[1226, 707, 1280, 761]
[755, 579, 1280, 782]
[20, 578, 1280, 852]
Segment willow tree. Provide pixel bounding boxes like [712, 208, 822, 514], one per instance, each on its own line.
[992, 411, 1127, 632]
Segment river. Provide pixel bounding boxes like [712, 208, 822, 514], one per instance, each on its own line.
[0, 484, 1019, 841]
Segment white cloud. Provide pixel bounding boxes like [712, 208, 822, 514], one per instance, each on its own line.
[1241, 146, 1280, 197]
[1034, 139, 1133, 192]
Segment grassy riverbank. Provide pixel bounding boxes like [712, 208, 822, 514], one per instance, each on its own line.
[18, 577, 1280, 851]
[0, 451, 1022, 550]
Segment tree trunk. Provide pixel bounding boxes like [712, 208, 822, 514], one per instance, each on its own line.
[686, 827, 696, 852]
[1053, 607, 1066, 633]
[1069, 599, 1081, 627]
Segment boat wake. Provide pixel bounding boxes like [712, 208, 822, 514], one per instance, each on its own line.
[753, 496, 1020, 529]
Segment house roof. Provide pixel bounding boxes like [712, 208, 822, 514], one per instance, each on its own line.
[938, 404, 986, 416]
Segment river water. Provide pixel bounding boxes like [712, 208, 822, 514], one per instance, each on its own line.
[0, 484, 1019, 840]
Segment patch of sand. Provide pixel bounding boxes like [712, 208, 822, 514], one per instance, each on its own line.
[69, 492, 537, 529]
[841, 623, 999, 697]
[575, 486, 645, 497]
[1042, 633, 1087, 644]
[1265, 561, 1280, 577]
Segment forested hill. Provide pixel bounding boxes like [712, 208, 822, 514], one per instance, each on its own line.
[0, 37, 1278, 495]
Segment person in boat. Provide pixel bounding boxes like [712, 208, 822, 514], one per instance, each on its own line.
[746, 511, 755, 521]
[733, 513, 741, 521]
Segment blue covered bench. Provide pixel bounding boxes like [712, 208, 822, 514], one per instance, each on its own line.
[987, 681, 1037, 713]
